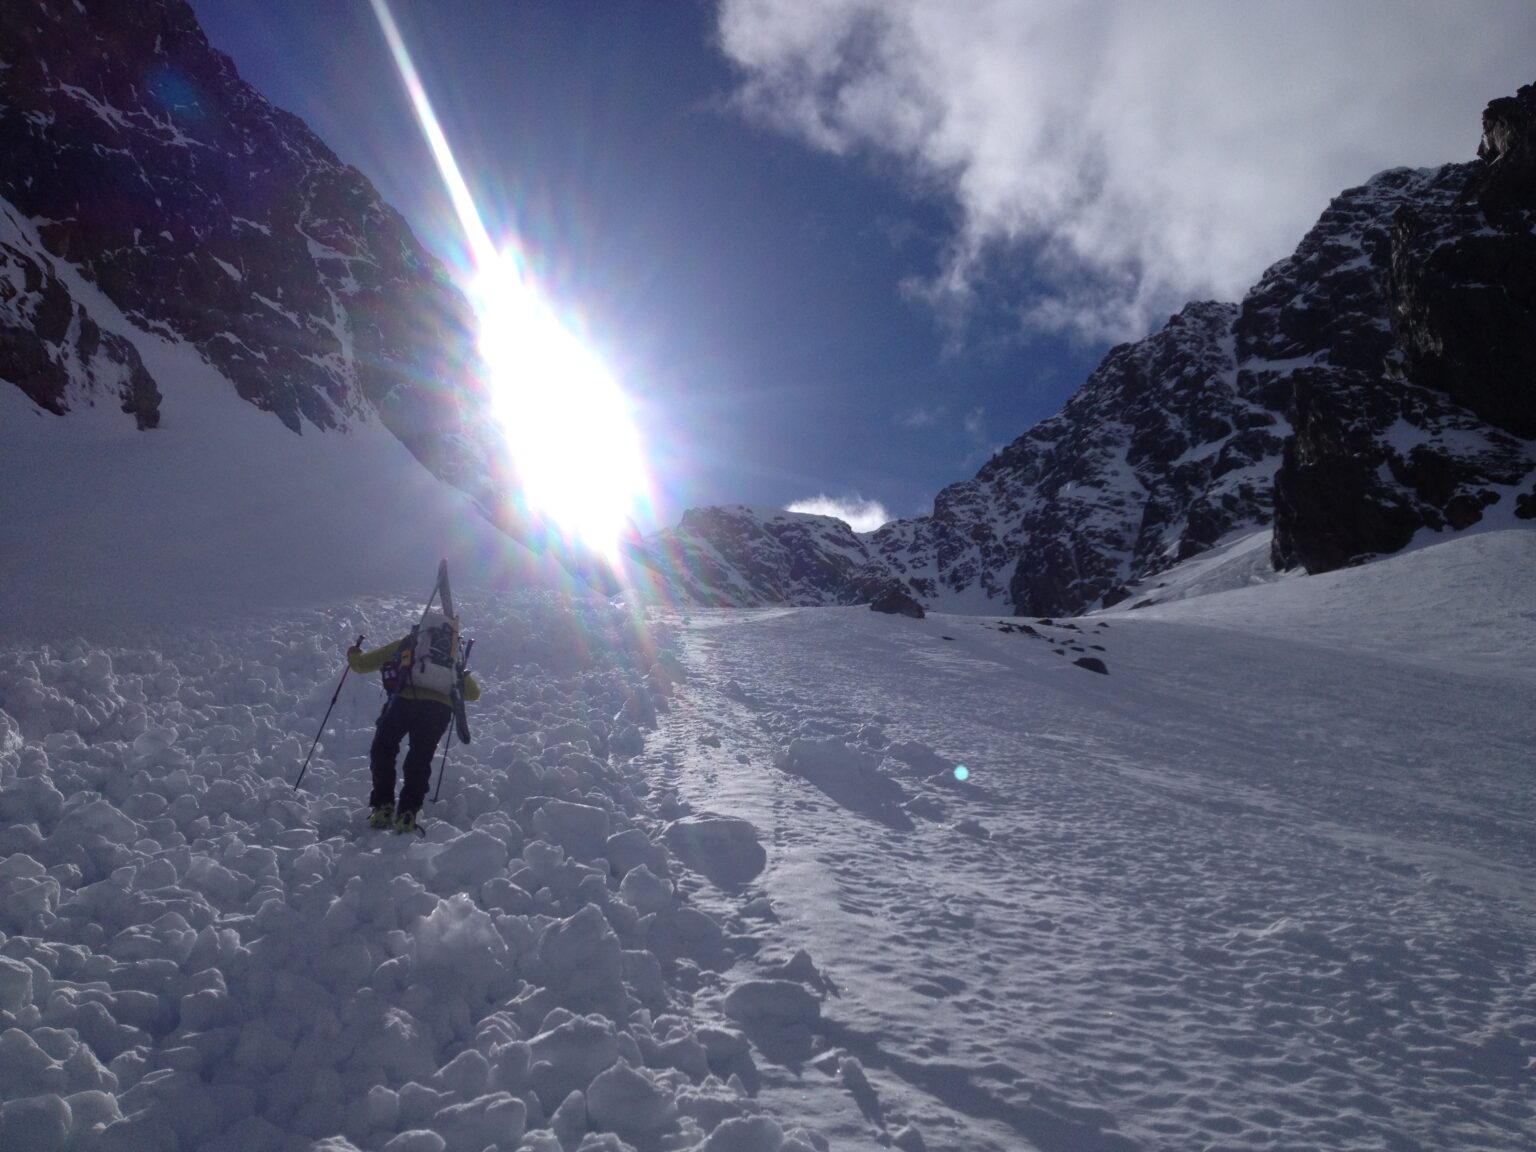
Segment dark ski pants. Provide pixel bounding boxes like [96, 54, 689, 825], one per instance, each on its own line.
[369, 697, 452, 815]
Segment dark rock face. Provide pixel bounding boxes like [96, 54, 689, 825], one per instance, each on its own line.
[1395, 84, 1536, 439]
[1270, 87, 1536, 570]
[0, 0, 498, 492]
[1, 212, 161, 428]
[869, 587, 924, 619]
[848, 296, 1289, 619]
[650, 507, 878, 607]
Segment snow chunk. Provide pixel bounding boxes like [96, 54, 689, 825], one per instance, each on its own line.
[381, 1131, 446, 1152]
[698, 1115, 784, 1152]
[431, 1091, 527, 1151]
[529, 1014, 620, 1104]
[663, 815, 766, 888]
[52, 797, 141, 847]
[349, 1007, 438, 1082]
[532, 799, 611, 860]
[586, 1061, 676, 1141]
[619, 864, 674, 917]
[430, 829, 510, 888]
[0, 955, 33, 1012]
[722, 980, 822, 1029]
[63, 1090, 121, 1144]
[776, 738, 908, 823]
[0, 1028, 67, 1097]
[414, 893, 513, 1003]
[0, 1093, 70, 1152]
[605, 827, 669, 877]
[535, 904, 626, 1018]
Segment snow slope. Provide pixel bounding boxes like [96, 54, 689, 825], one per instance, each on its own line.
[645, 539, 1534, 1150]
[0, 245, 561, 644]
[2, 486, 1532, 1150]
[1093, 522, 1535, 683]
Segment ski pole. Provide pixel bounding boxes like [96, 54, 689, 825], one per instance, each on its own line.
[294, 635, 364, 791]
[432, 637, 473, 803]
[431, 728, 453, 804]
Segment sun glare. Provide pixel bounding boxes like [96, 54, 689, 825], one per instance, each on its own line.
[475, 254, 648, 558]
[371, 0, 650, 560]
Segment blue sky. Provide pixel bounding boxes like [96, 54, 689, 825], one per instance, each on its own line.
[186, 0, 1535, 533]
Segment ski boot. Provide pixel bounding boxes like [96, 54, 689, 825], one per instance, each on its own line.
[368, 803, 395, 830]
[393, 809, 421, 836]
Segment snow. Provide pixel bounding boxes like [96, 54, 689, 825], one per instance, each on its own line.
[5, 307, 1536, 1148]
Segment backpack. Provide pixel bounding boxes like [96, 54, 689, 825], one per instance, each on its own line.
[381, 611, 461, 697]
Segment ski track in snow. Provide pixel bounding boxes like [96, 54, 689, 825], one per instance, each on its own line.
[645, 584, 1534, 1149]
[1, 532, 1534, 1151]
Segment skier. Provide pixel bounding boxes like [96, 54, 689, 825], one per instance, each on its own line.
[348, 628, 480, 833]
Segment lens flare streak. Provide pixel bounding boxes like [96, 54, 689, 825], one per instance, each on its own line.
[369, 0, 650, 557]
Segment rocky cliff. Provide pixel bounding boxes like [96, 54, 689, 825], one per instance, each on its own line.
[648, 84, 1536, 615]
[1271, 86, 1536, 570]
[0, 0, 500, 499]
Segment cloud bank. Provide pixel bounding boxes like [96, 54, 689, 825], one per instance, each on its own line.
[717, 0, 1536, 340]
[786, 494, 892, 532]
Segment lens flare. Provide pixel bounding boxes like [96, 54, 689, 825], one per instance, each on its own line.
[370, 0, 650, 557]
[954, 765, 970, 782]
[474, 253, 648, 557]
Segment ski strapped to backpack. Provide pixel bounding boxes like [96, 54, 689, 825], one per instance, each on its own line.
[380, 560, 466, 705]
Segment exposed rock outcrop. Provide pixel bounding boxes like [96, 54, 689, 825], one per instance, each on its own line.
[869, 586, 924, 619]
[1, 209, 160, 428]
[1272, 86, 1536, 570]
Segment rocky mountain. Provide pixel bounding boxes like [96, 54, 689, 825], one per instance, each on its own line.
[0, 0, 503, 506]
[649, 84, 1536, 616]
[642, 506, 888, 608]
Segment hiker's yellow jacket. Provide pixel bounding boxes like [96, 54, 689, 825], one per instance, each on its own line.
[348, 638, 481, 708]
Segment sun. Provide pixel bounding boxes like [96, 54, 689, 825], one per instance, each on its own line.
[473, 251, 648, 559]
[367, 0, 650, 562]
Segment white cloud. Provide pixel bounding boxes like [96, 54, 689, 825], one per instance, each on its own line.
[963, 406, 985, 438]
[898, 405, 943, 428]
[718, 0, 1536, 341]
[786, 493, 892, 532]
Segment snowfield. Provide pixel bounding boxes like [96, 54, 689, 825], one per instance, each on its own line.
[1, 528, 1533, 1151]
